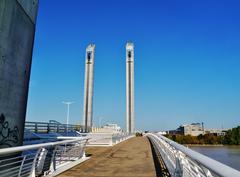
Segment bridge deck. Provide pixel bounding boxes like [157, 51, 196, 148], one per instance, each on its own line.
[58, 137, 157, 177]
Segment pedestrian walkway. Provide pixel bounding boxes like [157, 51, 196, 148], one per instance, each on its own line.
[58, 137, 157, 177]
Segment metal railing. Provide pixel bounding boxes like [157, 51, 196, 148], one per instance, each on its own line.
[0, 137, 88, 177]
[79, 132, 134, 146]
[146, 133, 240, 177]
[25, 121, 86, 134]
[111, 133, 134, 145]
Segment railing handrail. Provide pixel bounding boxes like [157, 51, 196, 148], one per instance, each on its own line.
[147, 133, 240, 177]
[25, 121, 80, 126]
[0, 137, 88, 155]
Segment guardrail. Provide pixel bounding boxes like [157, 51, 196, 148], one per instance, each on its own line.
[25, 121, 86, 134]
[111, 133, 134, 145]
[79, 132, 134, 146]
[0, 137, 89, 177]
[146, 133, 240, 177]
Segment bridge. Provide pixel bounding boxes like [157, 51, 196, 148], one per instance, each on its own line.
[1, 132, 240, 177]
[1, 1, 240, 177]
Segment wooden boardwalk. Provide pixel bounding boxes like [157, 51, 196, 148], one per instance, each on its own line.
[58, 137, 157, 177]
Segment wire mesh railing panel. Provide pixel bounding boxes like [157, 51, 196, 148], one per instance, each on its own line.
[147, 133, 240, 177]
[0, 152, 36, 177]
[0, 137, 88, 177]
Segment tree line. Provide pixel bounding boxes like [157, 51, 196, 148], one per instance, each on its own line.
[165, 126, 240, 145]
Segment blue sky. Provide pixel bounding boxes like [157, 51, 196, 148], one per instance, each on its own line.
[27, 0, 240, 131]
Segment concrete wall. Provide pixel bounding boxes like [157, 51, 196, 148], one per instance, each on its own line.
[0, 0, 38, 148]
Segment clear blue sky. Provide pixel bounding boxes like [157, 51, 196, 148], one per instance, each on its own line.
[27, 0, 240, 131]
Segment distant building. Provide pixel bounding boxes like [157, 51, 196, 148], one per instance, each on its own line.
[179, 123, 204, 136]
[168, 123, 204, 136]
[204, 129, 228, 136]
[168, 123, 228, 136]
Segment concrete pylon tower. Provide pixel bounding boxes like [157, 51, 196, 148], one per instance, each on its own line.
[0, 0, 39, 148]
[126, 42, 134, 133]
[83, 44, 95, 132]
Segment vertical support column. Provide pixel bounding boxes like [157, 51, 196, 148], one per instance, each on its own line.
[126, 42, 134, 133]
[82, 44, 95, 132]
[0, 0, 39, 148]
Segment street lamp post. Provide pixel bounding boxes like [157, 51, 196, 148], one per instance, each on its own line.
[62, 101, 74, 133]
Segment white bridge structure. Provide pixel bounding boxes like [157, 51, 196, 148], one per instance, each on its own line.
[0, 133, 134, 177]
[146, 133, 240, 177]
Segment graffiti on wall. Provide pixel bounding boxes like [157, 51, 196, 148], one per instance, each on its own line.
[0, 113, 19, 147]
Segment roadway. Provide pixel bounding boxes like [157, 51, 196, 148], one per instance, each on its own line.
[58, 137, 157, 177]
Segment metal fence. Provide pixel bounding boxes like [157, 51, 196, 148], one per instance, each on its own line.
[0, 137, 88, 177]
[25, 121, 86, 134]
[81, 132, 134, 146]
[146, 133, 240, 177]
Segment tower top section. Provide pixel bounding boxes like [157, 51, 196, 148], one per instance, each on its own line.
[126, 42, 134, 62]
[85, 44, 95, 63]
[126, 42, 134, 50]
[86, 44, 95, 52]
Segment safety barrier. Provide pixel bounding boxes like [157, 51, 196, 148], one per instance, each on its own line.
[0, 137, 88, 177]
[79, 132, 134, 146]
[146, 133, 240, 177]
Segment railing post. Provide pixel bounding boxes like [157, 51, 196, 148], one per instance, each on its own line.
[18, 155, 26, 177]
[47, 123, 50, 133]
[173, 153, 183, 177]
[35, 148, 48, 175]
[82, 150, 86, 158]
[49, 146, 57, 173]
[29, 148, 42, 177]
[201, 166, 213, 177]
[35, 123, 38, 133]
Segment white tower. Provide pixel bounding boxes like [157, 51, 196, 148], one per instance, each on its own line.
[83, 44, 95, 132]
[126, 42, 134, 133]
